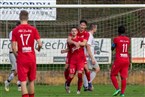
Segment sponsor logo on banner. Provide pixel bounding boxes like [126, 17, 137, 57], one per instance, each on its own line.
[0, 0, 56, 21]
[0, 38, 111, 64]
[94, 39, 111, 64]
[131, 38, 145, 63]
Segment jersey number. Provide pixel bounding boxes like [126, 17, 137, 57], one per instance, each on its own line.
[20, 34, 30, 46]
[122, 44, 128, 52]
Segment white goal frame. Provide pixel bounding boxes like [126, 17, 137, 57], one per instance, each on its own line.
[1, 4, 145, 8]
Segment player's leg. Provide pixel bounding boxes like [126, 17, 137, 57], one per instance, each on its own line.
[110, 61, 121, 96]
[84, 64, 91, 84]
[88, 62, 100, 91]
[28, 62, 36, 97]
[64, 56, 70, 80]
[4, 71, 14, 91]
[17, 62, 29, 97]
[83, 74, 88, 91]
[64, 63, 69, 80]
[120, 62, 129, 96]
[83, 60, 91, 91]
[77, 70, 83, 94]
[65, 63, 76, 93]
[14, 60, 21, 91]
[77, 62, 85, 94]
[17, 80, 21, 91]
[28, 81, 35, 97]
[4, 53, 16, 91]
[90, 62, 100, 82]
[65, 73, 74, 93]
[21, 81, 29, 97]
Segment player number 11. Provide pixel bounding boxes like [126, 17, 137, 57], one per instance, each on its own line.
[122, 44, 128, 53]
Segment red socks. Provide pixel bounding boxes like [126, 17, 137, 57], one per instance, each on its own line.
[78, 73, 83, 91]
[85, 71, 90, 82]
[64, 69, 69, 80]
[22, 94, 34, 97]
[121, 79, 126, 94]
[22, 94, 29, 97]
[66, 76, 73, 86]
[111, 76, 119, 90]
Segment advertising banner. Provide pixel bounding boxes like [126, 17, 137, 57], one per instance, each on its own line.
[0, 38, 111, 64]
[0, 0, 56, 21]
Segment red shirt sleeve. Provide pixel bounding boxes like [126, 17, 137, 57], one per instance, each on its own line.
[34, 28, 40, 40]
[84, 32, 89, 41]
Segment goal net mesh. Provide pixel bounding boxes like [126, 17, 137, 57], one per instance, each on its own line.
[0, 5, 145, 89]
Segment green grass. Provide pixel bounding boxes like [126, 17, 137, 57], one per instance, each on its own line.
[0, 84, 144, 97]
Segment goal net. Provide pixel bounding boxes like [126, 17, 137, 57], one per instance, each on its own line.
[0, 2, 145, 96]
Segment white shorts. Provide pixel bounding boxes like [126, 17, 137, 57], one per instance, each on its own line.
[9, 52, 17, 71]
[87, 58, 99, 70]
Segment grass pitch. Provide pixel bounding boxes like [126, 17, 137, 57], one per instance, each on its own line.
[0, 84, 144, 97]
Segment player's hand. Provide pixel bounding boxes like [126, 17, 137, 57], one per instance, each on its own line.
[91, 58, 96, 65]
[36, 47, 41, 52]
[61, 50, 65, 54]
[74, 42, 80, 49]
[36, 44, 42, 52]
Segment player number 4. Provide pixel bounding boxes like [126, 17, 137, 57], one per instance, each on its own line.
[122, 44, 127, 53]
[20, 34, 30, 46]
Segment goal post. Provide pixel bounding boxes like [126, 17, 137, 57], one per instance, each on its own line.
[1, 4, 145, 8]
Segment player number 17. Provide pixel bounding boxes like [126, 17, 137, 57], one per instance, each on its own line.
[20, 34, 30, 46]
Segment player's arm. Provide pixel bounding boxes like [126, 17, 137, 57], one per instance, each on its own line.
[79, 39, 87, 46]
[112, 38, 117, 51]
[86, 43, 96, 65]
[61, 48, 69, 54]
[34, 28, 42, 52]
[67, 36, 79, 48]
[111, 43, 116, 51]
[36, 39, 42, 52]
[11, 29, 18, 57]
[78, 32, 89, 46]
[12, 41, 18, 57]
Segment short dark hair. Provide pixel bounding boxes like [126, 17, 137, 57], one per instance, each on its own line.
[89, 23, 97, 30]
[118, 25, 125, 34]
[19, 10, 28, 20]
[80, 20, 87, 25]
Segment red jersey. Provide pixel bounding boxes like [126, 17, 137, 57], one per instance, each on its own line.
[77, 30, 89, 41]
[113, 35, 130, 61]
[69, 29, 89, 63]
[12, 24, 40, 63]
[69, 36, 85, 61]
